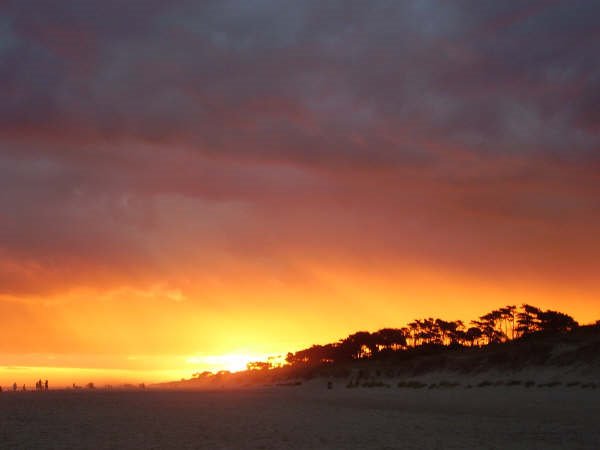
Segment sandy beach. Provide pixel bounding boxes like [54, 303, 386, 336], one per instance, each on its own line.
[1, 382, 599, 449]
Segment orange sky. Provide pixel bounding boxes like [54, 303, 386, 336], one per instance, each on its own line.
[2, 261, 600, 386]
[1, 2, 600, 385]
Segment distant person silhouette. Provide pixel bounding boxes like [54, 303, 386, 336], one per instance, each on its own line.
[22, 384, 26, 391]
[45, 380, 48, 390]
[13, 382, 17, 391]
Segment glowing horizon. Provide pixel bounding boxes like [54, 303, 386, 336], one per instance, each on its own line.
[0, 354, 278, 388]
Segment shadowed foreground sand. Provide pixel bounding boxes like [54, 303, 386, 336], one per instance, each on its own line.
[0, 385, 599, 449]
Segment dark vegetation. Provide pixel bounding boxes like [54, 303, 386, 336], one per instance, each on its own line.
[282, 304, 579, 369]
[257, 304, 598, 381]
[161, 304, 600, 389]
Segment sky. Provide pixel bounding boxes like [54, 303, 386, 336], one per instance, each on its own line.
[1, 0, 599, 386]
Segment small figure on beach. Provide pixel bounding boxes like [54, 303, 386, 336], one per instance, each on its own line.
[22, 384, 26, 391]
[13, 382, 17, 392]
[45, 380, 48, 390]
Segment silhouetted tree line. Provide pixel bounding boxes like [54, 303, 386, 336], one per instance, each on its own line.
[285, 304, 578, 366]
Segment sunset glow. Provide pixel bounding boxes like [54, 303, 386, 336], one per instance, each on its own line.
[1, 1, 600, 387]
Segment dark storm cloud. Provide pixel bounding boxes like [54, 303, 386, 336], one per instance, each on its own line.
[2, 0, 597, 160]
[1, 0, 600, 295]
